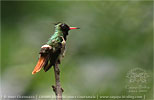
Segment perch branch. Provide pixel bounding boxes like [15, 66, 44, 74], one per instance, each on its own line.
[52, 63, 63, 100]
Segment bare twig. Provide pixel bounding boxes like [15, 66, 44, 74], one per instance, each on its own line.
[52, 63, 63, 100]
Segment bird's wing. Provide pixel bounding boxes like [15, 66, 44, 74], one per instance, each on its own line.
[32, 45, 52, 74]
[44, 38, 63, 72]
[43, 44, 62, 72]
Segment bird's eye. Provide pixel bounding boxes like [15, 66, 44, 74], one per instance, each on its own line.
[60, 23, 69, 31]
[61, 24, 65, 27]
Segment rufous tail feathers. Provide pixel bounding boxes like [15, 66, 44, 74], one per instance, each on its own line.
[32, 55, 47, 74]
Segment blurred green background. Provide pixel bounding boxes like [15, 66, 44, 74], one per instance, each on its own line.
[1, 1, 153, 100]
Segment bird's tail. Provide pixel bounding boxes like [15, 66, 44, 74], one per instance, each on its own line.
[32, 55, 48, 74]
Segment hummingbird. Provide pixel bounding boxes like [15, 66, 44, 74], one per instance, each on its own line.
[32, 22, 79, 74]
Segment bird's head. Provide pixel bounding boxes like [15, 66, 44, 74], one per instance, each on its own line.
[54, 22, 79, 40]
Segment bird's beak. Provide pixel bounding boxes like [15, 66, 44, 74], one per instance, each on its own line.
[69, 27, 80, 30]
